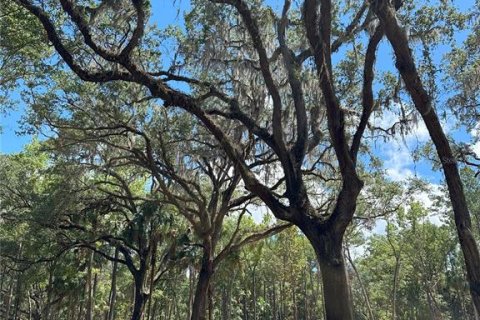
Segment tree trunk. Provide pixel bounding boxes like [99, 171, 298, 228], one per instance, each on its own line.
[86, 251, 94, 320]
[44, 268, 54, 320]
[426, 288, 442, 320]
[222, 273, 235, 320]
[346, 247, 375, 320]
[107, 248, 119, 320]
[131, 277, 147, 320]
[306, 230, 354, 320]
[93, 271, 98, 318]
[77, 291, 84, 320]
[243, 293, 248, 320]
[188, 265, 195, 319]
[13, 269, 22, 320]
[375, 2, 480, 313]
[392, 255, 400, 320]
[252, 266, 257, 320]
[293, 286, 298, 320]
[221, 288, 228, 320]
[5, 275, 14, 319]
[146, 244, 157, 320]
[309, 264, 318, 318]
[208, 285, 214, 320]
[280, 280, 285, 319]
[191, 245, 213, 320]
[150, 300, 158, 320]
[13, 244, 25, 320]
[27, 290, 32, 320]
[272, 280, 277, 320]
[303, 269, 308, 320]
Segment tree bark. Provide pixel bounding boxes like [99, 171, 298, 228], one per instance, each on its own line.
[13, 269, 22, 320]
[44, 267, 54, 320]
[208, 285, 214, 320]
[293, 286, 298, 320]
[392, 255, 400, 320]
[188, 265, 195, 319]
[107, 248, 119, 320]
[374, 1, 480, 313]
[346, 247, 375, 320]
[221, 272, 234, 320]
[191, 245, 214, 320]
[146, 242, 157, 320]
[131, 276, 147, 320]
[252, 266, 257, 320]
[5, 275, 14, 319]
[221, 288, 228, 320]
[305, 230, 354, 320]
[386, 228, 401, 320]
[272, 280, 277, 320]
[86, 251, 94, 320]
[243, 293, 248, 320]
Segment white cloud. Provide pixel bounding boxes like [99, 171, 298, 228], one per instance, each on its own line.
[371, 110, 420, 181]
[370, 109, 453, 182]
[470, 124, 480, 157]
[473, 142, 480, 157]
[372, 108, 431, 143]
[411, 184, 444, 226]
[383, 143, 415, 181]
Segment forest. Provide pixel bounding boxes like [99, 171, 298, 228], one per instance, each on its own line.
[0, 0, 479, 319]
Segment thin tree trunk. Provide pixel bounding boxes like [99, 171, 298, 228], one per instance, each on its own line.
[13, 243, 22, 320]
[28, 290, 32, 320]
[6, 245, 23, 319]
[280, 280, 285, 319]
[221, 288, 228, 320]
[252, 266, 257, 320]
[346, 247, 375, 320]
[107, 248, 119, 320]
[303, 269, 308, 320]
[93, 271, 98, 319]
[392, 256, 400, 320]
[386, 230, 401, 320]
[5, 276, 14, 319]
[77, 292, 84, 320]
[293, 286, 298, 320]
[150, 300, 158, 320]
[188, 265, 195, 320]
[309, 264, 318, 318]
[425, 288, 442, 320]
[0, 266, 4, 312]
[263, 280, 267, 319]
[146, 242, 157, 320]
[191, 245, 213, 320]
[13, 268, 22, 320]
[243, 293, 248, 320]
[225, 273, 235, 320]
[86, 251, 94, 320]
[44, 268, 54, 320]
[272, 280, 277, 320]
[375, 2, 480, 313]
